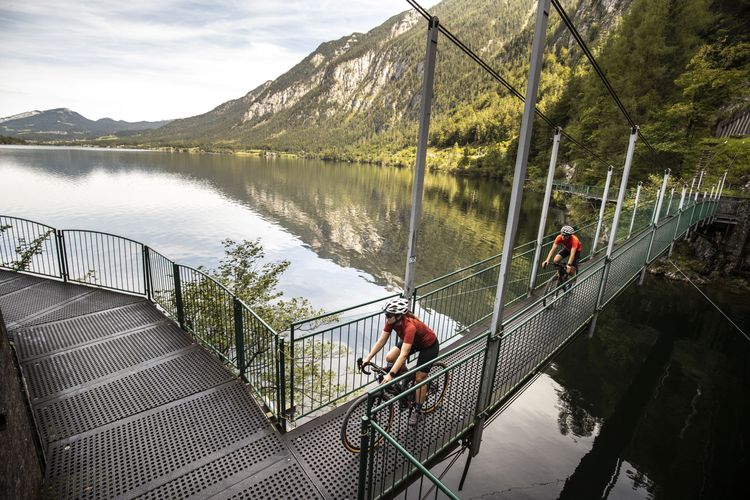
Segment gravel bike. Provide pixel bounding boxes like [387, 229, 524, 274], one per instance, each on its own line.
[341, 359, 450, 453]
[542, 261, 575, 308]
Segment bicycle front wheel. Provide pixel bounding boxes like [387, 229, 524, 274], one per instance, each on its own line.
[341, 393, 394, 454]
[542, 273, 561, 308]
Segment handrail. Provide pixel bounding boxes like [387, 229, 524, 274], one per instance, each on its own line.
[0, 214, 284, 423]
[358, 201, 715, 499]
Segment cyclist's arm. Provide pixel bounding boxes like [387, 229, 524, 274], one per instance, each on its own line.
[545, 243, 558, 263]
[363, 330, 390, 364]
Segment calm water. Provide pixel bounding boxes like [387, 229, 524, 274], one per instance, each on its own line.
[1, 146, 748, 498]
[0, 145, 551, 311]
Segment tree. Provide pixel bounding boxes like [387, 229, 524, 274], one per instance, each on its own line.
[177, 239, 346, 417]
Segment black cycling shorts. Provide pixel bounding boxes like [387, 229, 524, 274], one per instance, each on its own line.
[557, 247, 580, 269]
[395, 338, 440, 373]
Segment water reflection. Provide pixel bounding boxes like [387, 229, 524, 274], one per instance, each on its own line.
[1, 146, 557, 309]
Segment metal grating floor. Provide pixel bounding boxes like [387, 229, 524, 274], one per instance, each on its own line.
[0, 269, 323, 499]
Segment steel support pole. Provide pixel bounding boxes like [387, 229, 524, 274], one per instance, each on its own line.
[591, 166, 613, 255]
[403, 17, 439, 298]
[665, 188, 675, 217]
[472, 0, 551, 457]
[605, 129, 637, 259]
[654, 169, 670, 225]
[627, 182, 642, 239]
[596, 128, 637, 309]
[668, 186, 687, 256]
[529, 128, 561, 293]
[717, 170, 728, 200]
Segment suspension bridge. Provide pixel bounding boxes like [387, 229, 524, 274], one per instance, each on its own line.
[0, 0, 740, 498]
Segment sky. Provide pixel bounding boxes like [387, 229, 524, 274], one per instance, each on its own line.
[0, 0, 437, 122]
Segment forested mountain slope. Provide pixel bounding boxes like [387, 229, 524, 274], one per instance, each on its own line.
[129, 0, 749, 187]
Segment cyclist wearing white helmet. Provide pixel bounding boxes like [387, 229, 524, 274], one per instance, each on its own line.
[542, 225, 583, 278]
[361, 296, 439, 425]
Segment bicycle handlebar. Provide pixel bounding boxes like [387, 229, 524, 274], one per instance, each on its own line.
[357, 357, 386, 376]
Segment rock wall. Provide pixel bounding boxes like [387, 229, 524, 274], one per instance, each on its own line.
[0, 308, 44, 498]
[688, 199, 750, 277]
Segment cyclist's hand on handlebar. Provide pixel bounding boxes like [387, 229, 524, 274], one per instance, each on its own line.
[542, 260, 548, 269]
[381, 373, 393, 384]
[357, 357, 364, 371]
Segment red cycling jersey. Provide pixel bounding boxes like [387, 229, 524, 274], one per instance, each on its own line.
[384, 316, 437, 349]
[554, 234, 583, 253]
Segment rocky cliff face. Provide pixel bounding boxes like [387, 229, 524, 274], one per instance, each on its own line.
[678, 199, 750, 283]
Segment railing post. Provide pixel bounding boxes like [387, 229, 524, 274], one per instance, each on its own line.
[627, 182, 642, 239]
[56, 229, 69, 282]
[591, 166, 613, 255]
[596, 127, 637, 309]
[717, 170, 728, 200]
[404, 16, 439, 298]
[665, 188, 675, 217]
[173, 263, 185, 329]
[654, 169, 670, 225]
[669, 185, 687, 256]
[641, 187, 663, 283]
[687, 175, 696, 201]
[471, 0, 551, 456]
[277, 334, 288, 433]
[696, 169, 705, 194]
[684, 192, 699, 241]
[234, 299, 246, 381]
[143, 245, 152, 300]
[288, 325, 295, 425]
[357, 415, 371, 500]
[529, 127, 561, 293]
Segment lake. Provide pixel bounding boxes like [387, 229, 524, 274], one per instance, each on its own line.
[1, 145, 747, 498]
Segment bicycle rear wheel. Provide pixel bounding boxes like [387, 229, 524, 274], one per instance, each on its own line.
[420, 362, 450, 414]
[341, 393, 394, 454]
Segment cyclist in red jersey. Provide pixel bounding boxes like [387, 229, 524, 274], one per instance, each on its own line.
[543, 225, 582, 278]
[361, 297, 439, 425]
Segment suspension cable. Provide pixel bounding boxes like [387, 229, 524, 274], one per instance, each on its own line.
[668, 260, 749, 341]
[405, 0, 613, 171]
[549, 0, 661, 162]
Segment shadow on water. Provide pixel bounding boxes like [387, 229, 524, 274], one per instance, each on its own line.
[426, 275, 749, 499]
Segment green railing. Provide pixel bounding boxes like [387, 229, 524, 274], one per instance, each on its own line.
[356, 198, 716, 499]
[284, 194, 670, 421]
[0, 215, 284, 421]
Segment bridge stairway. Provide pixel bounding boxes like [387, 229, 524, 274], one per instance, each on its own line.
[0, 269, 321, 499]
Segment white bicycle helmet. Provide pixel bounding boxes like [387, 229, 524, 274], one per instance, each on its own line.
[383, 297, 410, 315]
[561, 225, 574, 236]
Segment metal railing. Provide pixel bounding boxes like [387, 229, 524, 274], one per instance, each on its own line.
[283, 195, 671, 421]
[356, 198, 715, 499]
[0, 215, 284, 421]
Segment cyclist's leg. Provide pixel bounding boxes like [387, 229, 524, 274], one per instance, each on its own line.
[414, 341, 439, 406]
[569, 252, 580, 278]
[385, 339, 402, 366]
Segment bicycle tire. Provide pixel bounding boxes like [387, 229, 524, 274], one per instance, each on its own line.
[420, 362, 450, 414]
[341, 393, 394, 454]
[542, 273, 561, 308]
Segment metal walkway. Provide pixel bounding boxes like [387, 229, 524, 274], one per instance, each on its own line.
[0, 195, 717, 499]
[0, 269, 321, 499]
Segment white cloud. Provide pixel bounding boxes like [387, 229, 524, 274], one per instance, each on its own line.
[0, 0, 437, 121]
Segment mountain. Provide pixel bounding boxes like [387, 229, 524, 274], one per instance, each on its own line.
[134, 0, 632, 152]
[0, 108, 172, 141]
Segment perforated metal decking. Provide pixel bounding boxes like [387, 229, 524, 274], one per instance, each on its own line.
[0, 270, 322, 499]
